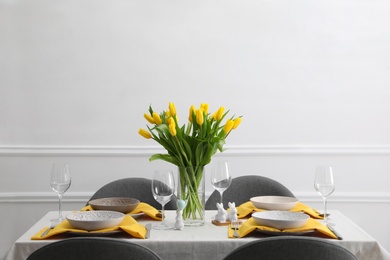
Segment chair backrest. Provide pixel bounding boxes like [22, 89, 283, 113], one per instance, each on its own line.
[205, 175, 295, 210]
[88, 177, 177, 210]
[223, 236, 357, 260]
[26, 237, 162, 260]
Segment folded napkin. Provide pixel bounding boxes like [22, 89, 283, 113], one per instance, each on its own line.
[228, 217, 337, 239]
[32, 215, 147, 240]
[236, 201, 322, 219]
[82, 202, 162, 220]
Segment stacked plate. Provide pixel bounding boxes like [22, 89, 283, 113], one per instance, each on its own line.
[88, 197, 140, 213]
[250, 196, 298, 210]
[67, 211, 125, 231]
[252, 211, 309, 229]
[250, 196, 309, 230]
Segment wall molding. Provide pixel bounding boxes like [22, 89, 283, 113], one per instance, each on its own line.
[1, 191, 390, 203]
[1, 145, 390, 156]
[0, 192, 93, 203]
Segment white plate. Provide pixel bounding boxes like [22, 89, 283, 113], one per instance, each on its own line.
[66, 211, 125, 231]
[68, 230, 122, 237]
[256, 229, 314, 236]
[88, 197, 140, 213]
[250, 196, 298, 210]
[252, 211, 309, 229]
[128, 212, 145, 219]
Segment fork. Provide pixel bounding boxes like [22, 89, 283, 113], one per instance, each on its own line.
[41, 221, 58, 238]
[231, 221, 239, 238]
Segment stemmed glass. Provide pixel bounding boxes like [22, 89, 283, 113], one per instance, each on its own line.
[50, 163, 71, 222]
[210, 161, 232, 207]
[314, 166, 335, 224]
[152, 170, 175, 230]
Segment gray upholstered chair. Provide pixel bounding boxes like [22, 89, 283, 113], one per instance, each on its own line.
[205, 175, 295, 210]
[88, 177, 177, 210]
[26, 237, 162, 260]
[223, 236, 357, 260]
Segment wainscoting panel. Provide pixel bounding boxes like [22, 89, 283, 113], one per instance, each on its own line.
[1, 145, 390, 259]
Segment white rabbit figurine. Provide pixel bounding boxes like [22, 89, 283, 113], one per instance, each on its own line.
[214, 202, 227, 223]
[227, 202, 238, 223]
[174, 200, 187, 230]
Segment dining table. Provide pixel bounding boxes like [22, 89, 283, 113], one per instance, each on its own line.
[5, 210, 390, 260]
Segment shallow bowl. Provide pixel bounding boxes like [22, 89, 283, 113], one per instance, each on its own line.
[66, 211, 125, 231]
[250, 196, 298, 210]
[88, 197, 140, 213]
[252, 211, 309, 229]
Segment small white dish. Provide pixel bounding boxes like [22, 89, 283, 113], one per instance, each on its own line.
[252, 211, 309, 229]
[250, 196, 299, 210]
[88, 197, 140, 213]
[67, 211, 125, 231]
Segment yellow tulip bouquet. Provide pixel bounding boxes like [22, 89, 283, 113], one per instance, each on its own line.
[139, 102, 242, 223]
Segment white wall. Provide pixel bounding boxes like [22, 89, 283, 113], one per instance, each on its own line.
[1, 0, 390, 259]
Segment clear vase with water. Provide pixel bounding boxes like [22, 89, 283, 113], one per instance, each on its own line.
[177, 166, 205, 226]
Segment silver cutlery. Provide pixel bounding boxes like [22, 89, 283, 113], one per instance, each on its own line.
[327, 224, 342, 240]
[145, 223, 152, 239]
[231, 221, 239, 238]
[41, 221, 58, 238]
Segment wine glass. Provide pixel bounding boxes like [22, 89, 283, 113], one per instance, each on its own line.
[210, 161, 232, 207]
[50, 163, 71, 222]
[152, 170, 175, 230]
[314, 166, 335, 224]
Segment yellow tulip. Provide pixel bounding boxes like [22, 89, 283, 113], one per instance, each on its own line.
[216, 106, 225, 120]
[223, 119, 234, 133]
[138, 128, 152, 139]
[188, 105, 196, 122]
[169, 123, 177, 136]
[200, 103, 209, 114]
[232, 117, 242, 129]
[196, 108, 204, 125]
[166, 117, 175, 126]
[169, 102, 176, 117]
[210, 111, 218, 120]
[144, 113, 155, 124]
[152, 112, 162, 125]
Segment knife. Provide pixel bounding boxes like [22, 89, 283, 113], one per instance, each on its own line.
[145, 223, 152, 239]
[327, 224, 343, 240]
[41, 221, 58, 238]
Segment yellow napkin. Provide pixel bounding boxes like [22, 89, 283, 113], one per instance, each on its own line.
[236, 201, 322, 219]
[32, 215, 147, 240]
[228, 217, 337, 239]
[82, 202, 162, 220]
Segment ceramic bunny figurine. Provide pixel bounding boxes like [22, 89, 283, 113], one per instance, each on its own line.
[227, 202, 238, 223]
[214, 202, 227, 223]
[174, 200, 187, 230]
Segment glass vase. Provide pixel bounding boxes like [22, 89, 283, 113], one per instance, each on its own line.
[177, 166, 205, 226]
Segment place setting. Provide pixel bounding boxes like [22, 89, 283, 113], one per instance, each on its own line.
[32, 210, 149, 239]
[203, 161, 339, 239]
[227, 210, 339, 239]
[235, 196, 324, 219]
[31, 163, 155, 240]
[225, 166, 340, 240]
